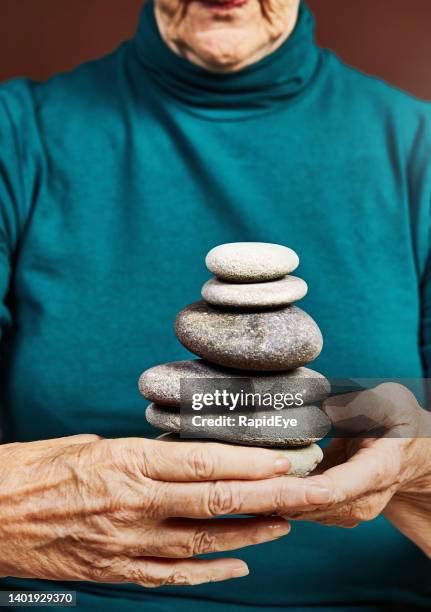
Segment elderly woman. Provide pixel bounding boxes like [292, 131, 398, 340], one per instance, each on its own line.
[0, 0, 430, 610]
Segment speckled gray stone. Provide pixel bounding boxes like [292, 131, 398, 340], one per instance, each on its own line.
[146, 403, 331, 447]
[139, 359, 330, 407]
[205, 243, 299, 283]
[147, 404, 180, 434]
[157, 433, 324, 477]
[201, 275, 308, 309]
[175, 302, 323, 371]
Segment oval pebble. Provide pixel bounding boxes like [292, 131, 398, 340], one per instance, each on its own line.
[205, 242, 299, 283]
[146, 403, 331, 447]
[139, 359, 330, 407]
[201, 275, 307, 308]
[175, 301, 323, 371]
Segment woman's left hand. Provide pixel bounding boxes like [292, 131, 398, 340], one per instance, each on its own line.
[282, 383, 431, 557]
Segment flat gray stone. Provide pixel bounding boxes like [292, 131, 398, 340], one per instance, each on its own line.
[175, 302, 323, 371]
[157, 433, 323, 477]
[201, 275, 308, 308]
[146, 403, 331, 447]
[147, 404, 180, 434]
[205, 242, 299, 283]
[139, 359, 330, 407]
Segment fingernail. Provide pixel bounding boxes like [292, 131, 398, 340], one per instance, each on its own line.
[230, 562, 249, 578]
[306, 485, 332, 504]
[274, 457, 290, 474]
[268, 519, 291, 536]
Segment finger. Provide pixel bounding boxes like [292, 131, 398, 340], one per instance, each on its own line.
[135, 438, 291, 482]
[324, 389, 394, 432]
[285, 488, 395, 525]
[153, 476, 333, 518]
[301, 442, 400, 505]
[126, 557, 249, 587]
[124, 517, 290, 558]
[291, 514, 360, 528]
[324, 384, 420, 435]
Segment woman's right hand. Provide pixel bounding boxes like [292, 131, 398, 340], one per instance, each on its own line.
[0, 434, 294, 587]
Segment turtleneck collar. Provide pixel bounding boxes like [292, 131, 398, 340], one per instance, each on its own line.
[133, 1, 322, 117]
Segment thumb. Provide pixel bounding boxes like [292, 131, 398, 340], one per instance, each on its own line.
[303, 442, 397, 504]
[323, 384, 420, 437]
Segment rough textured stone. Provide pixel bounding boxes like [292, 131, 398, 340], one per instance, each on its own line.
[139, 359, 233, 407]
[147, 404, 180, 434]
[139, 359, 330, 407]
[156, 433, 323, 477]
[205, 242, 299, 282]
[146, 403, 331, 447]
[175, 302, 323, 371]
[201, 275, 308, 308]
[277, 443, 323, 477]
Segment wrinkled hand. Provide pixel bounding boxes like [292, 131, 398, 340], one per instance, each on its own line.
[0, 434, 300, 587]
[282, 383, 431, 556]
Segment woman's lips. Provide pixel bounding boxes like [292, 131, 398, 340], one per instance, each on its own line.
[197, 0, 248, 11]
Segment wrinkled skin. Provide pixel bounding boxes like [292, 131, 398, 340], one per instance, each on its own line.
[0, 384, 430, 587]
[0, 436, 303, 586]
[284, 383, 431, 558]
[155, 0, 300, 71]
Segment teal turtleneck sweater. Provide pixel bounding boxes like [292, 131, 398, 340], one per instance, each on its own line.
[1, 1, 430, 610]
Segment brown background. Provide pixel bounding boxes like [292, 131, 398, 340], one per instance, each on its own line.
[1, 0, 430, 99]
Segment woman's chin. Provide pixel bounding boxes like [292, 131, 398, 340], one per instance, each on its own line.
[185, 28, 259, 70]
[158, 0, 284, 72]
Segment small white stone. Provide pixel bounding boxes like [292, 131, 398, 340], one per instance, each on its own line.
[205, 242, 299, 282]
[277, 443, 323, 477]
[202, 275, 307, 308]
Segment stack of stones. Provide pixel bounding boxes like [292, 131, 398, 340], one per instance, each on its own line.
[139, 243, 331, 477]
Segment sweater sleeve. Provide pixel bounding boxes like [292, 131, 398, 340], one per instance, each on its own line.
[0, 82, 35, 341]
[421, 255, 431, 377]
[417, 112, 431, 377]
